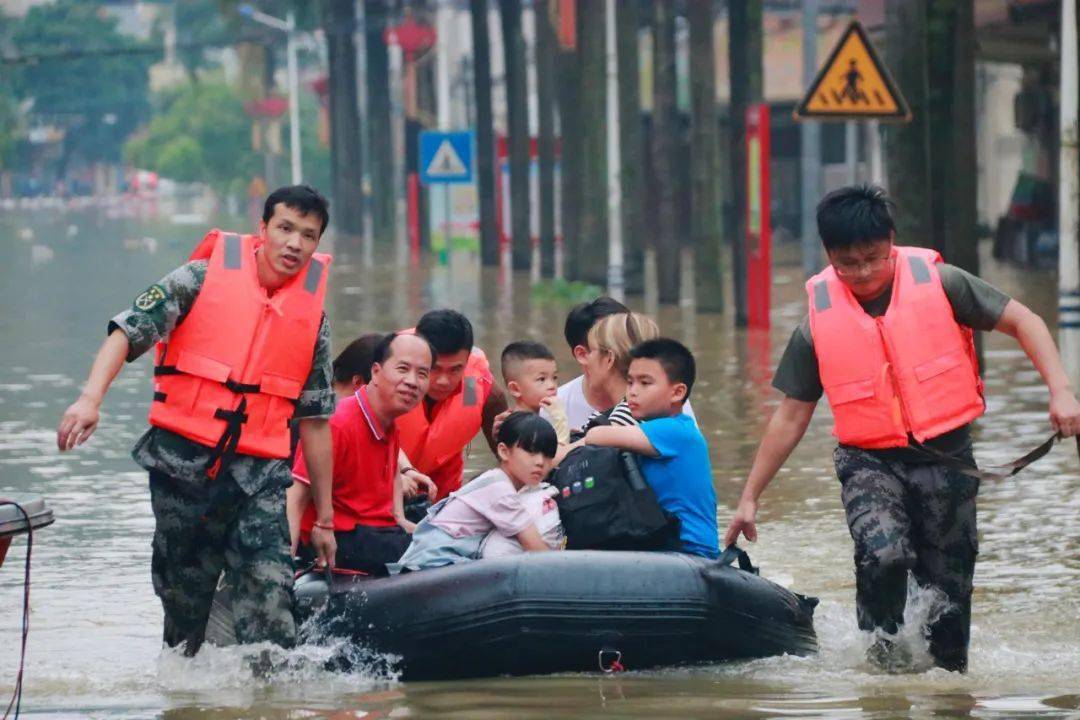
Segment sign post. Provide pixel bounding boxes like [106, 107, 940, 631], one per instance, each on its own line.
[419, 130, 477, 261]
[746, 104, 771, 330]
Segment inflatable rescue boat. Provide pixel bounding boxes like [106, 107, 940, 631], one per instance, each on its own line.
[293, 547, 818, 679]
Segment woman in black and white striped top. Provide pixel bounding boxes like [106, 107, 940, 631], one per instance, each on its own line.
[576, 312, 660, 433]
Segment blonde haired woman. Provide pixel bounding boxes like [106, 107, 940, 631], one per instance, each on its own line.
[580, 312, 660, 427]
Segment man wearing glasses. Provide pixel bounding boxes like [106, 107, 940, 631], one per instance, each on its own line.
[724, 185, 1080, 673]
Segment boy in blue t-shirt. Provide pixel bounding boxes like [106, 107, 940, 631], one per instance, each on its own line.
[580, 338, 719, 558]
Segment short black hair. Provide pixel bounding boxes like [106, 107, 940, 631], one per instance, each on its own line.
[372, 331, 436, 368]
[563, 296, 630, 351]
[815, 184, 896, 252]
[500, 340, 556, 381]
[263, 184, 330, 235]
[629, 337, 696, 402]
[416, 309, 474, 356]
[497, 411, 558, 458]
[333, 333, 385, 385]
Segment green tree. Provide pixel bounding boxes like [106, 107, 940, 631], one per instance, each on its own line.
[9, 1, 155, 172]
[0, 81, 18, 172]
[124, 80, 259, 192]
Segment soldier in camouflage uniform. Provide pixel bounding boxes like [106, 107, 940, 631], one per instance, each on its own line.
[58, 185, 338, 654]
[725, 186, 1080, 672]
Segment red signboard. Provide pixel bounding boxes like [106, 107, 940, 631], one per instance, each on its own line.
[745, 104, 771, 330]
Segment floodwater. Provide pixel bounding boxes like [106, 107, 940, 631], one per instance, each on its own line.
[0, 207, 1077, 719]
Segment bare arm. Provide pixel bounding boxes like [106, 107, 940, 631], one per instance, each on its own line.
[481, 385, 510, 455]
[723, 396, 817, 547]
[297, 417, 337, 567]
[392, 467, 417, 533]
[57, 329, 130, 451]
[582, 425, 658, 456]
[285, 480, 311, 555]
[995, 299, 1080, 436]
[515, 524, 552, 552]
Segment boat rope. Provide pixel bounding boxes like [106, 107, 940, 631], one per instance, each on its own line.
[1, 500, 33, 720]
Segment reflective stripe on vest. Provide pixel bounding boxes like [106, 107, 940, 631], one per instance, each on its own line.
[148, 231, 331, 461]
[807, 245, 984, 449]
[396, 347, 495, 499]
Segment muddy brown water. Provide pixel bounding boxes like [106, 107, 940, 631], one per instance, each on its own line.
[0, 209, 1077, 719]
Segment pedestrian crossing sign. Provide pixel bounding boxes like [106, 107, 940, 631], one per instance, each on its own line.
[419, 130, 474, 184]
[795, 21, 910, 121]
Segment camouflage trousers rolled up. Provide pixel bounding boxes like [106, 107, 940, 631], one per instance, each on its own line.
[835, 445, 979, 672]
[149, 470, 296, 654]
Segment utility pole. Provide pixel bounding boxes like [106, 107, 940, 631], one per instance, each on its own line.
[604, 0, 624, 302]
[800, 0, 821, 278]
[500, 0, 532, 271]
[1059, 0, 1080, 381]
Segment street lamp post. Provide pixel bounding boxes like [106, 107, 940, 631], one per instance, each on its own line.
[239, 4, 302, 185]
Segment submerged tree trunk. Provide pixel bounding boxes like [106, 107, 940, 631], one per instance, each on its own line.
[365, 0, 395, 245]
[576, 0, 608, 284]
[536, 2, 557, 277]
[323, 0, 365, 240]
[928, 0, 978, 272]
[727, 0, 762, 325]
[617, 0, 644, 294]
[471, 0, 499, 266]
[500, 0, 531, 270]
[689, 0, 723, 312]
[652, 0, 679, 303]
[885, 0, 933, 248]
[556, 36, 582, 280]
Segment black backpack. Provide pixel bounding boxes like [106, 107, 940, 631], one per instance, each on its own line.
[548, 445, 681, 551]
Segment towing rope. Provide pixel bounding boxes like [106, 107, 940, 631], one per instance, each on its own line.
[1, 501, 33, 720]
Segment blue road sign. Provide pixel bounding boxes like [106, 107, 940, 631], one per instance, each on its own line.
[419, 130, 474, 185]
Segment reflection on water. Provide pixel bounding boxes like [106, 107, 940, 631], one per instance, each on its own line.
[0, 209, 1077, 718]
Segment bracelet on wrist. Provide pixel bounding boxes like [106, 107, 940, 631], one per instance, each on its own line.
[400, 466, 414, 475]
[313, 521, 334, 531]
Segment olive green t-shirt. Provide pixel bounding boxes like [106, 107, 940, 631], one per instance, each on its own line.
[772, 263, 1011, 459]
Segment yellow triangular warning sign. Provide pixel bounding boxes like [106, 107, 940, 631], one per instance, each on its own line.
[795, 21, 910, 121]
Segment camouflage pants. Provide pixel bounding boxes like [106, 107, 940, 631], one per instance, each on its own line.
[149, 470, 296, 654]
[835, 446, 979, 672]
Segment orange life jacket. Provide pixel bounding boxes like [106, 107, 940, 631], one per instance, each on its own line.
[807, 245, 984, 449]
[397, 347, 494, 501]
[149, 230, 331, 467]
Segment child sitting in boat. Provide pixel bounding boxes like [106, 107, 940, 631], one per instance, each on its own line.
[576, 338, 719, 559]
[390, 412, 563, 572]
[500, 340, 570, 444]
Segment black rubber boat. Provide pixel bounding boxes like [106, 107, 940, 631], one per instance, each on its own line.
[294, 548, 818, 680]
[0, 493, 54, 568]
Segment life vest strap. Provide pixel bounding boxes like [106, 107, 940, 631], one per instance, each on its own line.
[223, 378, 261, 394]
[206, 399, 249, 481]
[155, 363, 261, 395]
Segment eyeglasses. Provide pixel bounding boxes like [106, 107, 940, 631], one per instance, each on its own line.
[833, 255, 893, 278]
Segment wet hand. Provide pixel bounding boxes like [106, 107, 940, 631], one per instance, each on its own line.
[1049, 388, 1080, 437]
[310, 525, 337, 569]
[57, 395, 101, 451]
[723, 499, 758, 548]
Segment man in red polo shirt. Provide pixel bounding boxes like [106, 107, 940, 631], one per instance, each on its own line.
[288, 332, 434, 574]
